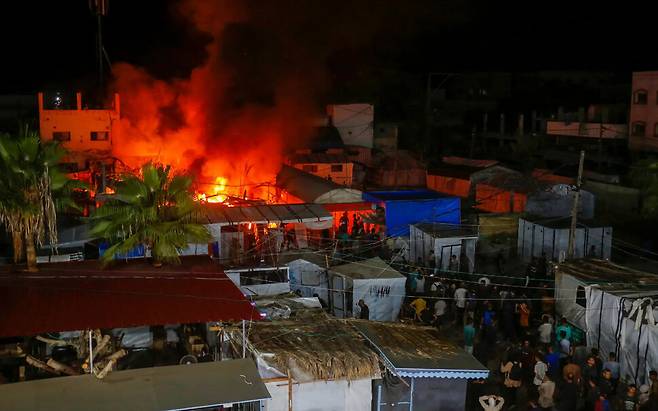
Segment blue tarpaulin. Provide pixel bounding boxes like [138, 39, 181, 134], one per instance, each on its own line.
[363, 190, 461, 236]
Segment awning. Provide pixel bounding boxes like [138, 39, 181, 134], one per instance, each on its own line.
[0, 256, 260, 338]
[201, 203, 331, 226]
[0, 359, 271, 411]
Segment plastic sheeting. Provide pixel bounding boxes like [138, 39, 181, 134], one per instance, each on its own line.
[263, 378, 372, 411]
[363, 192, 461, 237]
[555, 273, 588, 331]
[526, 184, 595, 219]
[286, 259, 329, 303]
[374, 375, 468, 411]
[517, 218, 612, 263]
[584, 287, 658, 385]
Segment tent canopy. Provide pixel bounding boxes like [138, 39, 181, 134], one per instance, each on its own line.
[330, 257, 404, 280]
[0, 359, 270, 411]
[276, 165, 362, 204]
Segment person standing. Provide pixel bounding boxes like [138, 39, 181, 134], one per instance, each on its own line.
[538, 374, 555, 411]
[602, 352, 620, 385]
[479, 395, 505, 411]
[454, 283, 468, 326]
[464, 317, 476, 354]
[501, 356, 523, 406]
[534, 353, 549, 390]
[556, 317, 572, 343]
[538, 315, 553, 346]
[358, 299, 370, 320]
[433, 294, 447, 330]
[518, 300, 531, 336]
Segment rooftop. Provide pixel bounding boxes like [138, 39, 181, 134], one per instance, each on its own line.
[290, 153, 350, 164]
[413, 223, 479, 239]
[330, 257, 404, 280]
[353, 321, 489, 379]
[363, 189, 447, 202]
[0, 256, 259, 338]
[244, 319, 380, 381]
[199, 203, 331, 226]
[558, 259, 658, 294]
[0, 359, 269, 411]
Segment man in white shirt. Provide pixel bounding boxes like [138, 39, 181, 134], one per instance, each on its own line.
[538, 316, 553, 345]
[454, 284, 467, 325]
[534, 353, 548, 386]
[433, 297, 447, 330]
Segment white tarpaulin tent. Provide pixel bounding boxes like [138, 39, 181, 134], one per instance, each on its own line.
[518, 217, 612, 263]
[409, 223, 478, 273]
[556, 260, 658, 385]
[329, 257, 406, 321]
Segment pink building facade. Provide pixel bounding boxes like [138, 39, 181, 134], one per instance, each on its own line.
[629, 71, 658, 153]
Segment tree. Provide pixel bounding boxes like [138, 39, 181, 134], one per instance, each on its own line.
[91, 163, 211, 266]
[631, 159, 658, 220]
[0, 127, 78, 271]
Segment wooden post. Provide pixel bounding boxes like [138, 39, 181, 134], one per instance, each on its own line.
[568, 150, 585, 259]
[288, 370, 293, 411]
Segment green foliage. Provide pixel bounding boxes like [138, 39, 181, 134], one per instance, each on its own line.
[91, 163, 211, 265]
[630, 159, 658, 220]
[0, 126, 80, 263]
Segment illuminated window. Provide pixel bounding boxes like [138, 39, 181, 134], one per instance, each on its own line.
[91, 131, 109, 141]
[331, 164, 343, 172]
[632, 122, 646, 137]
[302, 164, 318, 173]
[52, 131, 71, 142]
[634, 90, 648, 105]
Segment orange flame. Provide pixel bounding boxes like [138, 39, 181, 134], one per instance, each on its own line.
[109, 1, 317, 204]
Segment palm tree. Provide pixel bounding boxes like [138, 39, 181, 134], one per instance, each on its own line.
[0, 127, 78, 271]
[91, 163, 211, 266]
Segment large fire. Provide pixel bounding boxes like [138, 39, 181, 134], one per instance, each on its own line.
[109, 0, 317, 203]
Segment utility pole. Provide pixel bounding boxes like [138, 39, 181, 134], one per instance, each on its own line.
[568, 150, 585, 259]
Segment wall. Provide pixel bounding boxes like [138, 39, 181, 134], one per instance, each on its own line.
[286, 259, 329, 303]
[38, 93, 120, 167]
[546, 121, 627, 139]
[517, 218, 612, 262]
[426, 174, 471, 198]
[264, 378, 372, 411]
[475, 184, 527, 213]
[327, 103, 374, 148]
[583, 181, 641, 216]
[630, 71, 658, 153]
[373, 376, 467, 411]
[293, 162, 354, 186]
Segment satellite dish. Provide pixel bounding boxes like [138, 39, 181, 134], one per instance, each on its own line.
[179, 355, 198, 365]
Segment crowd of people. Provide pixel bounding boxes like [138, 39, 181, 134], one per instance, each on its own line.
[394, 257, 658, 411]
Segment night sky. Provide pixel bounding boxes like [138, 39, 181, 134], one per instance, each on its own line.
[1, 0, 657, 94]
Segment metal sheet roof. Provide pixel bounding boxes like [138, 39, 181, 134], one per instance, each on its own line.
[0, 359, 270, 411]
[354, 322, 489, 380]
[201, 203, 331, 226]
[0, 256, 260, 338]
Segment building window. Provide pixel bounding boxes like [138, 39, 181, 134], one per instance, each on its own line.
[302, 164, 318, 173]
[52, 131, 71, 142]
[632, 122, 646, 137]
[331, 164, 343, 172]
[633, 90, 648, 105]
[90, 131, 109, 141]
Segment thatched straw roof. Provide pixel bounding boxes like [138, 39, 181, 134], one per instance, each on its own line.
[244, 319, 380, 382]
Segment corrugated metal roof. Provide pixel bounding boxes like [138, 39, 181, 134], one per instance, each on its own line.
[0, 256, 259, 338]
[201, 203, 331, 226]
[0, 359, 270, 411]
[354, 322, 489, 380]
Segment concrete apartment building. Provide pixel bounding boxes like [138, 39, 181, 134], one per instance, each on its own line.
[629, 71, 658, 154]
